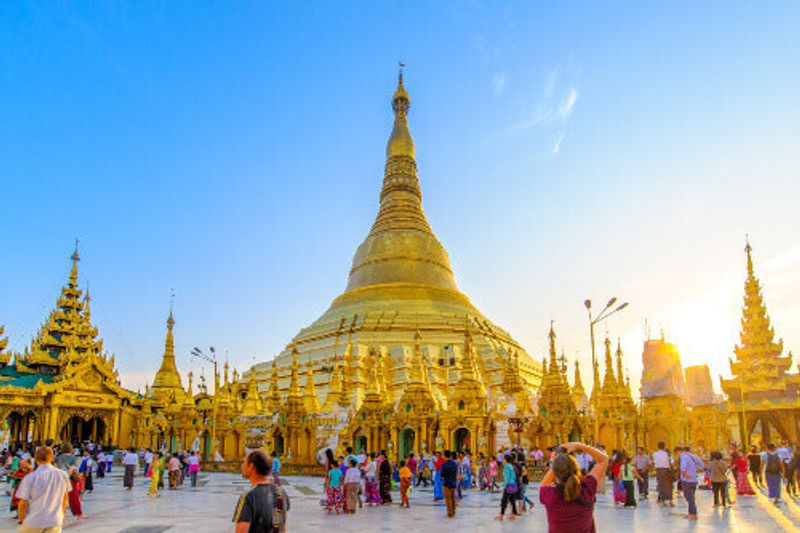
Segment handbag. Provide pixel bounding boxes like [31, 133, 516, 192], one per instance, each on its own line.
[506, 482, 518, 494]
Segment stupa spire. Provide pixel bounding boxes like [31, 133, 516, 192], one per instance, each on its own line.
[288, 346, 301, 399]
[241, 368, 263, 416]
[602, 336, 616, 389]
[150, 303, 184, 403]
[573, 360, 585, 394]
[69, 239, 79, 288]
[616, 338, 625, 390]
[548, 321, 559, 376]
[303, 357, 320, 413]
[267, 359, 282, 413]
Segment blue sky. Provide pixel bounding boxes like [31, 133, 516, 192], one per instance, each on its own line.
[1, 2, 799, 393]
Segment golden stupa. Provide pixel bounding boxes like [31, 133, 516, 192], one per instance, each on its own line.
[251, 71, 541, 414]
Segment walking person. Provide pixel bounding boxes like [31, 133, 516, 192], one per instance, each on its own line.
[732, 451, 755, 496]
[540, 442, 609, 532]
[399, 459, 412, 508]
[517, 451, 534, 511]
[748, 446, 763, 487]
[105, 450, 113, 474]
[147, 452, 163, 497]
[55, 443, 77, 472]
[363, 453, 382, 505]
[433, 451, 445, 501]
[495, 453, 518, 521]
[122, 447, 138, 490]
[168, 454, 181, 489]
[378, 451, 393, 504]
[763, 443, 785, 504]
[95, 450, 106, 479]
[488, 455, 499, 493]
[324, 457, 344, 514]
[233, 450, 289, 533]
[678, 446, 704, 520]
[270, 451, 281, 486]
[80, 451, 94, 494]
[708, 451, 729, 507]
[440, 450, 459, 518]
[343, 458, 360, 514]
[653, 442, 674, 507]
[633, 447, 651, 499]
[15, 446, 72, 533]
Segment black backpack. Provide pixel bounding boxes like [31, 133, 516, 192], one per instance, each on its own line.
[765, 453, 781, 475]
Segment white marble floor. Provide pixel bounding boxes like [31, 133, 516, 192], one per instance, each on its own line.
[2, 470, 800, 532]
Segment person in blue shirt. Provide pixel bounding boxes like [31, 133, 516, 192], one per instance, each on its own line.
[678, 446, 704, 520]
[271, 451, 281, 485]
[440, 451, 459, 518]
[496, 454, 518, 521]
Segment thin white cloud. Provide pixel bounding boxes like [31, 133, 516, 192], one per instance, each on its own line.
[544, 67, 560, 99]
[493, 72, 507, 95]
[558, 88, 578, 120]
[553, 130, 566, 155]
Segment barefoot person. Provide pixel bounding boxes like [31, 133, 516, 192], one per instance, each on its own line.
[16, 446, 72, 533]
[540, 442, 609, 532]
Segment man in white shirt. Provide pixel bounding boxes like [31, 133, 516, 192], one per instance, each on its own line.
[122, 448, 139, 490]
[777, 443, 792, 464]
[16, 446, 71, 533]
[652, 441, 674, 507]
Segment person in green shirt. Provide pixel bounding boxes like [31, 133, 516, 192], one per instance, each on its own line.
[622, 455, 643, 507]
[495, 454, 518, 521]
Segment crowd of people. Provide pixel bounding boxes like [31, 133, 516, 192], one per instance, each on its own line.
[1, 439, 206, 531]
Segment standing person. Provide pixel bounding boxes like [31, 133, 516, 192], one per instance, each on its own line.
[732, 451, 755, 496]
[440, 450, 459, 518]
[653, 442, 674, 507]
[67, 467, 85, 519]
[363, 453, 382, 505]
[398, 459, 412, 508]
[406, 453, 417, 487]
[678, 446, 704, 520]
[612, 453, 626, 505]
[516, 451, 534, 512]
[324, 458, 344, 514]
[378, 452, 393, 504]
[96, 450, 106, 479]
[10, 459, 33, 519]
[16, 446, 72, 533]
[147, 453, 163, 497]
[488, 455, 499, 493]
[233, 450, 289, 533]
[787, 450, 800, 497]
[80, 451, 94, 494]
[343, 458, 360, 514]
[748, 446, 763, 487]
[270, 451, 281, 486]
[106, 449, 113, 474]
[168, 454, 181, 490]
[762, 443, 784, 504]
[144, 449, 153, 476]
[708, 451, 729, 507]
[55, 443, 77, 472]
[633, 447, 651, 499]
[540, 442, 608, 532]
[122, 448, 138, 490]
[433, 451, 445, 501]
[188, 451, 201, 487]
[622, 456, 642, 507]
[495, 454, 518, 521]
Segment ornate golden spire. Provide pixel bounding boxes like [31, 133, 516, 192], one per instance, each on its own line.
[150, 304, 184, 403]
[342, 69, 459, 295]
[615, 338, 625, 391]
[573, 360, 585, 395]
[267, 359, 282, 413]
[602, 336, 616, 390]
[241, 369, 264, 416]
[408, 329, 425, 384]
[303, 357, 320, 413]
[288, 346, 301, 399]
[69, 239, 79, 288]
[184, 371, 194, 405]
[367, 346, 382, 396]
[548, 321, 559, 376]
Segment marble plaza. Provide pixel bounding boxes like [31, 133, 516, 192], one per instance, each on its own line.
[3, 470, 800, 532]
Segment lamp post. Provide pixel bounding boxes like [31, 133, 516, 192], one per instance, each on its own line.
[191, 346, 218, 460]
[584, 297, 629, 444]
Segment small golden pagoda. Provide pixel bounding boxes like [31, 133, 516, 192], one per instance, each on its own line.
[721, 240, 800, 445]
[594, 337, 636, 450]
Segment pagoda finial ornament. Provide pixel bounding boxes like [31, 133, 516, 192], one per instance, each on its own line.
[288, 345, 301, 399]
[69, 238, 80, 288]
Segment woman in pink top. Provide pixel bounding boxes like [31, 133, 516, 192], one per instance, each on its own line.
[539, 442, 609, 533]
[488, 458, 499, 493]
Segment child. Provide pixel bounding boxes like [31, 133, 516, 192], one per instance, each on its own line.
[622, 456, 642, 507]
[399, 460, 412, 508]
[68, 467, 85, 518]
[418, 459, 432, 487]
[488, 457, 499, 493]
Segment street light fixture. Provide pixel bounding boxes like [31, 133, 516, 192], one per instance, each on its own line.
[585, 297, 630, 444]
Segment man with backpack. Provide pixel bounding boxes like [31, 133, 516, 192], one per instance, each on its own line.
[233, 450, 290, 532]
[762, 443, 785, 504]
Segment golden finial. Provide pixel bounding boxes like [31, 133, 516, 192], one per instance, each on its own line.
[69, 238, 80, 287]
[387, 63, 414, 158]
[745, 235, 754, 276]
[167, 289, 175, 328]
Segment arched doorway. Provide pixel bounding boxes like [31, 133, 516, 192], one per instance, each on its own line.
[453, 427, 470, 452]
[61, 415, 106, 445]
[399, 428, 415, 459]
[353, 429, 368, 454]
[273, 431, 285, 456]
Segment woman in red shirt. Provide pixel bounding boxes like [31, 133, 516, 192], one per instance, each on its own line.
[732, 451, 756, 495]
[540, 443, 609, 533]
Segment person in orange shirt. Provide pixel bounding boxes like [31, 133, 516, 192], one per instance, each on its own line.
[399, 460, 413, 508]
